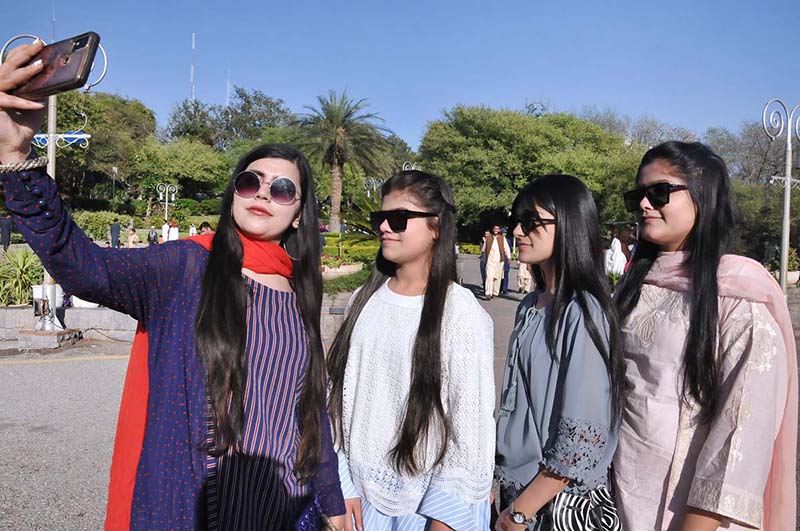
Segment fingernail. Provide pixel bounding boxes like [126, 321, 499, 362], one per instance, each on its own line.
[32, 38, 42, 45]
[33, 59, 43, 66]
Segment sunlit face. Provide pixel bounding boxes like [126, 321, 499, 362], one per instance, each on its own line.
[513, 204, 557, 266]
[231, 157, 302, 243]
[637, 159, 696, 252]
[378, 191, 438, 266]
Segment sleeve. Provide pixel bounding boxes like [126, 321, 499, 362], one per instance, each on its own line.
[686, 299, 788, 528]
[2, 164, 179, 322]
[314, 405, 346, 516]
[418, 485, 490, 531]
[541, 299, 614, 486]
[429, 294, 496, 505]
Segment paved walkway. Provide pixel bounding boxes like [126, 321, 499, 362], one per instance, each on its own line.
[457, 253, 527, 407]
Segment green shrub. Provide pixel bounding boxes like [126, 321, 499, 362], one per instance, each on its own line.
[71, 210, 120, 241]
[200, 198, 222, 215]
[459, 243, 481, 255]
[323, 268, 370, 294]
[0, 249, 44, 305]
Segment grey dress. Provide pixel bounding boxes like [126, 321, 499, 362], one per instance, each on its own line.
[495, 292, 618, 501]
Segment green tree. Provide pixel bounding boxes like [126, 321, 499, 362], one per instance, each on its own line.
[419, 105, 643, 235]
[294, 89, 390, 231]
[216, 86, 293, 149]
[40, 91, 156, 201]
[166, 99, 219, 147]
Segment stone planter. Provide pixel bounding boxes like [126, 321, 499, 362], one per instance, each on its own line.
[788, 271, 800, 285]
[321, 262, 364, 279]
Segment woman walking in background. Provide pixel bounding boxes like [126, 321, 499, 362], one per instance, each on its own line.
[614, 141, 797, 531]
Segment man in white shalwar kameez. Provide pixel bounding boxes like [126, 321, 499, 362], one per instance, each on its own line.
[484, 225, 508, 299]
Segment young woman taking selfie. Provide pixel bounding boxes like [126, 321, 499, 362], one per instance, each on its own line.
[0, 41, 345, 531]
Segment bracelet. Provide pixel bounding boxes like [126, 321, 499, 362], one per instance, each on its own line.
[0, 156, 48, 174]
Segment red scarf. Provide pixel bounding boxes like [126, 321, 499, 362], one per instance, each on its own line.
[104, 233, 292, 531]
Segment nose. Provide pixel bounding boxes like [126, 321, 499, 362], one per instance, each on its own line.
[512, 222, 525, 239]
[379, 218, 393, 233]
[639, 193, 653, 212]
[254, 180, 271, 202]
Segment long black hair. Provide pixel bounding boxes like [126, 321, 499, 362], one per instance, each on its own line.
[513, 174, 624, 418]
[327, 170, 457, 476]
[615, 141, 734, 424]
[194, 144, 325, 479]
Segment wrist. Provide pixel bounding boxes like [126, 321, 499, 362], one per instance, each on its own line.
[509, 500, 537, 527]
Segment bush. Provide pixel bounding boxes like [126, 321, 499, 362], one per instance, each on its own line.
[323, 268, 370, 294]
[200, 198, 222, 215]
[0, 249, 44, 305]
[71, 210, 120, 241]
[459, 243, 481, 255]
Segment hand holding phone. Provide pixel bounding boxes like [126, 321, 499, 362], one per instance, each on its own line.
[10, 32, 100, 100]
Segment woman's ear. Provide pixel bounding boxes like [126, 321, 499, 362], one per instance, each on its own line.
[292, 216, 301, 229]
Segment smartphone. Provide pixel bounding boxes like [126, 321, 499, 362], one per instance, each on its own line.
[11, 31, 100, 100]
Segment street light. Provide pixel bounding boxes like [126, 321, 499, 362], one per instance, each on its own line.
[111, 166, 118, 204]
[402, 161, 421, 171]
[157, 183, 178, 222]
[762, 99, 800, 293]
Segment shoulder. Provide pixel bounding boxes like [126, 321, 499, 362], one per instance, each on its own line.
[444, 283, 492, 331]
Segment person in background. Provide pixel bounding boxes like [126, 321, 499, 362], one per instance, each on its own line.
[146, 225, 159, 246]
[161, 220, 170, 243]
[168, 221, 179, 241]
[516, 259, 532, 293]
[479, 229, 490, 288]
[199, 221, 214, 235]
[500, 228, 512, 295]
[110, 219, 121, 249]
[0, 212, 12, 251]
[126, 228, 140, 249]
[484, 225, 509, 300]
[189, 223, 197, 237]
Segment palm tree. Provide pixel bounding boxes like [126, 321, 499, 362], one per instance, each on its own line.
[295, 90, 389, 232]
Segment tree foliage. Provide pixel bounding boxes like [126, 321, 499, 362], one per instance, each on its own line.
[419, 105, 644, 234]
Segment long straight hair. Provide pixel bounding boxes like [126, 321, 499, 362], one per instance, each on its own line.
[615, 141, 734, 424]
[194, 144, 325, 479]
[513, 175, 624, 418]
[327, 170, 457, 476]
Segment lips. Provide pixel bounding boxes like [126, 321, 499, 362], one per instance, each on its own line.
[247, 206, 272, 217]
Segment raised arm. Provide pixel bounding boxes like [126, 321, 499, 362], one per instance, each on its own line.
[0, 43, 179, 322]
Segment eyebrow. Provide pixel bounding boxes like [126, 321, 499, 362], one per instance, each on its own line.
[247, 169, 299, 183]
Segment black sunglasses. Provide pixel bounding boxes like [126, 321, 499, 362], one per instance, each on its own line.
[369, 209, 438, 233]
[516, 210, 557, 234]
[623, 182, 688, 212]
[233, 170, 300, 205]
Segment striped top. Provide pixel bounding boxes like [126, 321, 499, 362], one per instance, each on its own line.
[209, 277, 314, 531]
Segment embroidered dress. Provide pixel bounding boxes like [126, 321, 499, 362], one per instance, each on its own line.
[337, 281, 495, 530]
[614, 251, 796, 530]
[495, 293, 617, 504]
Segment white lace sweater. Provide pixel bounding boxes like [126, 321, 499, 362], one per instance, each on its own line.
[339, 280, 496, 515]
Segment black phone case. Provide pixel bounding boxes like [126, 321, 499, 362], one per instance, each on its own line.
[12, 32, 100, 100]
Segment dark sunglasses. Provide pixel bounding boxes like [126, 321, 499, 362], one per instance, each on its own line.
[516, 210, 557, 234]
[623, 182, 688, 212]
[233, 171, 300, 205]
[369, 209, 438, 233]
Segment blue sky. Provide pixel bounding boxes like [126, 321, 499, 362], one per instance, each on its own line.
[3, 0, 799, 149]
